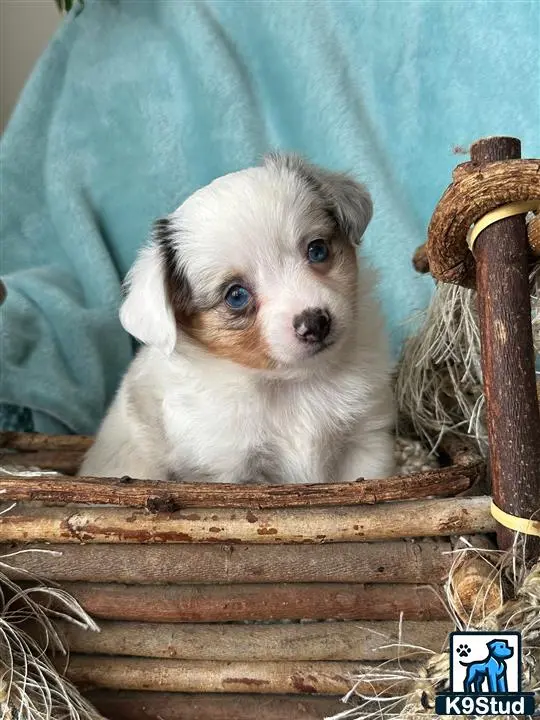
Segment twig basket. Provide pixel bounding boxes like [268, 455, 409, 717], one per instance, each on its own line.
[0, 432, 488, 720]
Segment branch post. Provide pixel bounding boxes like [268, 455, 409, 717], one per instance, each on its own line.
[428, 136, 540, 557]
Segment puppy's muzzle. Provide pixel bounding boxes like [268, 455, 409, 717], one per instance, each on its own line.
[293, 308, 332, 344]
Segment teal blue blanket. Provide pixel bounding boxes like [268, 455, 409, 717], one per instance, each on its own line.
[1, 0, 538, 435]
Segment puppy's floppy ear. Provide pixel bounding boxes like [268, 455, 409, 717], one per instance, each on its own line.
[316, 167, 373, 246]
[119, 218, 187, 356]
[266, 153, 373, 245]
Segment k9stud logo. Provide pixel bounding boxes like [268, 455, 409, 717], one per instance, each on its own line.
[435, 631, 536, 715]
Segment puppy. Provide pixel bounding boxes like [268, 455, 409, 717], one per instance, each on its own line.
[80, 154, 395, 483]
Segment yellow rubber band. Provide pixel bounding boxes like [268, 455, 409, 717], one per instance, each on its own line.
[467, 200, 540, 251]
[490, 501, 540, 537]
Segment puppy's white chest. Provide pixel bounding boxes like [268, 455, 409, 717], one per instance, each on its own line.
[163, 378, 346, 484]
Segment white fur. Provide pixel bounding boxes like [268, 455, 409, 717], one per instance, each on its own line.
[81, 157, 395, 483]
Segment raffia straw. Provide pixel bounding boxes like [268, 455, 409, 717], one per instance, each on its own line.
[0, 503, 105, 720]
[326, 538, 540, 720]
[396, 261, 540, 457]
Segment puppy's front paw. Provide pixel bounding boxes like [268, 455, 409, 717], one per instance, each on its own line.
[339, 434, 396, 482]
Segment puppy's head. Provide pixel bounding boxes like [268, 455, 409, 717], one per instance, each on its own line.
[120, 154, 372, 370]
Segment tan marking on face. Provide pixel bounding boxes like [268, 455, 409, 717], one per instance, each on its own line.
[186, 307, 276, 370]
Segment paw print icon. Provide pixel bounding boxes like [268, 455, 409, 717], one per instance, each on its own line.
[457, 644, 471, 658]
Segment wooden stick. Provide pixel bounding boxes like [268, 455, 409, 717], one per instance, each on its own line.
[55, 581, 448, 622]
[59, 619, 450, 662]
[0, 462, 481, 509]
[1, 539, 452, 585]
[470, 137, 540, 557]
[63, 656, 416, 695]
[438, 437, 488, 496]
[439, 435, 482, 468]
[0, 431, 93, 451]
[0, 497, 494, 544]
[86, 690, 344, 720]
[0, 450, 83, 474]
[412, 243, 430, 273]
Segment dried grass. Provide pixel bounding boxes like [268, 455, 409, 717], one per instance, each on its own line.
[396, 261, 539, 457]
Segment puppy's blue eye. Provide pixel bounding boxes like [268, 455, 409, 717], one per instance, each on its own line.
[307, 240, 329, 264]
[225, 284, 251, 309]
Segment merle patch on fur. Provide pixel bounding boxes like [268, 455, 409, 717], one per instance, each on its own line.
[265, 153, 372, 245]
[154, 217, 193, 320]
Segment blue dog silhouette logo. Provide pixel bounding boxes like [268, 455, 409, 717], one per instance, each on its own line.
[459, 638, 513, 693]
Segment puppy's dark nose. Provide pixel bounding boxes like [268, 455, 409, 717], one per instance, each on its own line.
[293, 308, 331, 343]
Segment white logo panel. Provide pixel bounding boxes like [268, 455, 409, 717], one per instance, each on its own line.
[450, 632, 520, 694]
